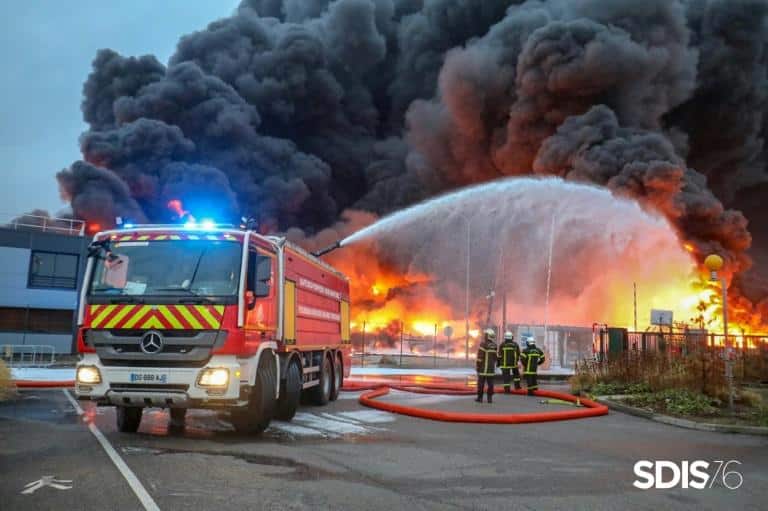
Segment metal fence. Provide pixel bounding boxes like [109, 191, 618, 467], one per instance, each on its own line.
[350, 323, 595, 370]
[1, 345, 56, 367]
[587, 330, 768, 385]
[1, 213, 85, 236]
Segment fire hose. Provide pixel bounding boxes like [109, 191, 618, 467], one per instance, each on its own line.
[11, 379, 608, 424]
[341, 381, 608, 424]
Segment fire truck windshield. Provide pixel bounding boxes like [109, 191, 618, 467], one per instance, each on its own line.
[88, 239, 242, 301]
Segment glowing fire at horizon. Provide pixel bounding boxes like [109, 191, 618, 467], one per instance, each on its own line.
[167, 199, 195, 222]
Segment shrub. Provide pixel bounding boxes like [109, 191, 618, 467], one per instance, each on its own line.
[629, 389, 719, 417]
[0, 360, 13, 401]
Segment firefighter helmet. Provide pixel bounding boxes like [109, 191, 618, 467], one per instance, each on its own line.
[524, 335, 535, 347]
[484, 328, 496, 340]
[504, 331, 514, 340]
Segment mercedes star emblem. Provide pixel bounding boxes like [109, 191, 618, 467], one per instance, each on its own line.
[139, 331, 164, 354]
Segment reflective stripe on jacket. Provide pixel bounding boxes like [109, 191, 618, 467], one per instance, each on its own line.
[520, 346, 545, 375]
[498, 341, 520, 368]
[475, 343, 497, 376]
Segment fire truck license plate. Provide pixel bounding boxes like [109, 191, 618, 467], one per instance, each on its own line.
[129, 372, 169, 384]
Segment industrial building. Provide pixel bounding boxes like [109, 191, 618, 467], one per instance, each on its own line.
[0, 215, 88, 354]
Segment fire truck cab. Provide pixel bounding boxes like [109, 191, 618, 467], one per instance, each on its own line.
[74, 224, 351, 434]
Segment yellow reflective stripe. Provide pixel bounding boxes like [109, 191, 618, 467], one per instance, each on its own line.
[119, 235, 132, 241]
[169, 235, 181, 240]
[176, 306, 202, 329]
[213, 305, 225, 317]
[89, 305, 102, 315]
[104, 305, 135, 328]
[122, 305, 152, 329]
[157, 306, 183, 329]
[91, 305, 117, 327]
[195, 306, 219, 328]
[154, 235, 168, 240]
[137, 235, 150, 241]
[142, 315, 164, 329]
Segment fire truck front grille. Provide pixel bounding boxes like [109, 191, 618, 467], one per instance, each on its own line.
[86, 330, 226, 367]
[109, 330, 199, 338]
[109, 383, 190, 392]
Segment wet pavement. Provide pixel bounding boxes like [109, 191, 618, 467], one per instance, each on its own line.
[1, 382, 767, 510]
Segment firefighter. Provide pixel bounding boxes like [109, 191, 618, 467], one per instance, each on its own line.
[475, 329, 498, 403]
[498, 331, 521, 393]
[520, 335, 546, 396]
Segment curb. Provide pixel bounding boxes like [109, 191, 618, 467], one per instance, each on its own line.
[596, 396, 768, 436]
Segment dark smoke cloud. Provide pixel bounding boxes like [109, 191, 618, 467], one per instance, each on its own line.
[58, 0, 768, 310]
[57, 161, 146, 228]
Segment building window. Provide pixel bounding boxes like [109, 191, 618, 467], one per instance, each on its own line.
[28, 251, 79, 289]
[0, 307, 73, 333]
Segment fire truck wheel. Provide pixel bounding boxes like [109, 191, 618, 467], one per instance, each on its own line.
[169, 408, 186, 427]
[330, 354, 342, 401]
[116, 406, 142, 433]
[309, 355, 332, 405]
[275, 360, 301, 421]
[231, 352, 277, 434]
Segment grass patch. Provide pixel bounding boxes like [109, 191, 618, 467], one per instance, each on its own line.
[626, 389, 720, 416]
[0, 360, 13, 401]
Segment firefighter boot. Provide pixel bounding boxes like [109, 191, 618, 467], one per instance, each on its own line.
[487, 394, 493, 404]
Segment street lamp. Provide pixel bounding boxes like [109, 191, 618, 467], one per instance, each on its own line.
[457, 214, 472, 361]
[704, 253, 733, 411]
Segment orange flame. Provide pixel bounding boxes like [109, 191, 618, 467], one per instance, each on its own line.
[167, 199, 195, 222]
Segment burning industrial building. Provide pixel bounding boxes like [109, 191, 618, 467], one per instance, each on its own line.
[48, 0, 768, 341]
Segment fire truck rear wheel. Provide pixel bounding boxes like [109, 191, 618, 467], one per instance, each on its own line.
[116, 406, 142, 433]
[231, 352, 277, 434]
[309, 354, 332, 405]
[275, 359, 301, 421]
[169, 408, 186, 427]
[330, 354, 342, 401]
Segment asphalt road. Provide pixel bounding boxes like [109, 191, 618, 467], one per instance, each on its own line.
[1, 385, 766, 510]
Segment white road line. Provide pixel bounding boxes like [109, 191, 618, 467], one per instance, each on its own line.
[63, 390, 160, 511]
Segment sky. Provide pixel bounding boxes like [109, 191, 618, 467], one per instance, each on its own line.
[0, 1, 238, 219]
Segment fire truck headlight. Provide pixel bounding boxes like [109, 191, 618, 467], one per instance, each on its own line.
[197, 368, 229, 387]
[76, 366, 101, 384]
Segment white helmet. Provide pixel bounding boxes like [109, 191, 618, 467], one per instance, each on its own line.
[524, 335, 535, 347]
[504, 331, 514, 341]
[484, 328, 496, 340]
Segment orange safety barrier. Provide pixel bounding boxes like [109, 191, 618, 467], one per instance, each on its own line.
[341, 381, 608, 424]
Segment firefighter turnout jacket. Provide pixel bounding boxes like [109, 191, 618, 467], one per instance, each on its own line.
[520, 346, 546, 374]
[498, 339, 520, 369]
[476, 340, 498, 376]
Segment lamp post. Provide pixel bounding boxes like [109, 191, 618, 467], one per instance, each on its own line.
[458, 215, 471, 361]
[704, 253, 733, 411]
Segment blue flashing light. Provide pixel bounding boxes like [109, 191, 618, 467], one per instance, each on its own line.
[123, 223, 135, 229]
[200, 219, 216, 230]
[184, 220, 197, 229]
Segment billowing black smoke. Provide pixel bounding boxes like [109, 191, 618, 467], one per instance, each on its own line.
[57, 0, 768, 303]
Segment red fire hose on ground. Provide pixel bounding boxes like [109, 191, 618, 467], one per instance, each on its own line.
[12, 380, 75, 388]
[341, 380, 608, 424]
[10, 378, 608, 424]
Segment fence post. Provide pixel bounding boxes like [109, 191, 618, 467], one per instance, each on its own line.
[399, 321, 404, 367]
[433, 323, 438, 368]
[361, 321, 366, 368]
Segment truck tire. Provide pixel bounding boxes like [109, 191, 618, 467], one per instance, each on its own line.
[116, 406, 142, 433]
[169, 408, 186, 428]
[231, 351, 277, 434]
[274, 360, 301, 421]
[329, 353, 342, 401]
[309, 354, 332, 406]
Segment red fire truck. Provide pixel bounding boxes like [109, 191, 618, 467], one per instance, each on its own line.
[74, 223, 351, 434]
